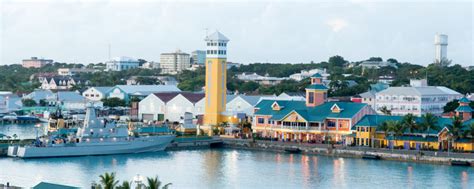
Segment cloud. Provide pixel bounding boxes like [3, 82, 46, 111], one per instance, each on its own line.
[326, 18, 348, 32]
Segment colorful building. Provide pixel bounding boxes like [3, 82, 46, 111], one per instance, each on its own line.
[354, 97, 474, 152]
[253, 73, 374, 143]
[203, 31, 233, 130]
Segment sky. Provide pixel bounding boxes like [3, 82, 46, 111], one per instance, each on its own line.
[0, 0, 473, 66]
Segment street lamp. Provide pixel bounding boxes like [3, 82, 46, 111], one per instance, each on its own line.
[133, 174, 144, 189]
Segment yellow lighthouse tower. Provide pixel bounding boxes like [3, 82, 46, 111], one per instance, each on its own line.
[203, 31, 229, 133]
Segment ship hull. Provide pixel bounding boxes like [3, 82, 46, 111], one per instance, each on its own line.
[8, 135, 175, 158]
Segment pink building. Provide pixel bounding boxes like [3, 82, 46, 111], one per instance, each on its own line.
[22, 57, 53, 68]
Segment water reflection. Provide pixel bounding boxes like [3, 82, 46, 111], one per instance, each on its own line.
[0, 149, 473, 188]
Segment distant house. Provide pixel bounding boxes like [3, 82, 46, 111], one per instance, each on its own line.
[33, 182, 79, 189]
[82, 87, 113, 101]
[57, 68, 98, 76]
[289, 68, 328, 81]
[47, 91, 88, 110]
[236, 72, 288, 86]
[225, 95, 266, 117]
[139, 92, 205, 122]
[23, 89, 55, 103]
[108, 85, 181, 102]
[359, 61, 398, 69]
[106, 56, 140, 71]
[22, 57, 53, 68]
[40, 76, 88, 90]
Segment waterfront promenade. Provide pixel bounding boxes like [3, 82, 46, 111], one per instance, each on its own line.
[221, 138, 474, 166]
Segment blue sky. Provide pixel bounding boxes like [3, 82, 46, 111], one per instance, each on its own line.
[0, 0, 472, 66]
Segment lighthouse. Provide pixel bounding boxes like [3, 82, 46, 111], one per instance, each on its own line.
[203, 31, 230, 131]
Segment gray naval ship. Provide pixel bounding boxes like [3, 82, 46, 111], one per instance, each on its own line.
[8, 104, 175, 158]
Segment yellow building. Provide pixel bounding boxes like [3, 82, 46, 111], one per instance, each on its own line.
[203, 31, 232, 133]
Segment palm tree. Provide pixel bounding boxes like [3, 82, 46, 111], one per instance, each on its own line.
[446, 116, 464, 151]
[378, 120, 404, 148]
[117, 181, 131, 189]
[99, 172, 119, 189]
[146, 176, 172, 189]
[467, 123, 474, 138]
[420, 113, 439, 132]
[401, 114, 418, 133]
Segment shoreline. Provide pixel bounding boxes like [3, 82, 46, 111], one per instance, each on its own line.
[219, 138, 474, 167]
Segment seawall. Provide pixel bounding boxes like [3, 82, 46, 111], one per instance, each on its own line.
[222, 138, 474, 166]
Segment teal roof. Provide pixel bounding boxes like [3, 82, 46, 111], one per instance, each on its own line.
[311, 73, 322, 78]
[459, 97, 471, 103]
[354, 114, 454, 134]
[306, 84, 328, 90]
[455, 105, 473, 113]
[33, 182, 79, 189]
[386, 135, 438, 142]
[135, 126, 170, 133]
[355, 115, 404, 128]
[254, 100, 367, 122]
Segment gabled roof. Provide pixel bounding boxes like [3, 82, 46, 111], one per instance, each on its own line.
[306, 84, 328, 90]
[230, 95, 264, 106]
[311, 73, 323, 78]
[206, 31, 229, 42]
[255, 100, 367, 122]
[54, 91, 85, 102]
[377, 86, 461, 96]
[90, 86, 113, 94]
[459, 97, 471, 103]
[153, 92, 204, 103]
[33, 182, 79, 189]
[455, 105, 473, 113]
[116, 85, 181, 94]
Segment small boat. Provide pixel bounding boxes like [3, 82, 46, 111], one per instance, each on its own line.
[362, 154, 381, 160]
[16, 115, 39, 122]
[284, 147, 301, 153]
[450, 160, 471, 166]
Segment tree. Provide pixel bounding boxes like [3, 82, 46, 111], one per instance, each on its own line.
[240, 81, 260, 93]
[99, 172, 119, 189]
[446, 116, 465, 150]
[419, 113, 439, 132]
[21, 99, 37, 107]
[102, 97, 126, 107]
[328, 55, 347, 68]
[379, 120, 404, 148]
[444, 100, 459, 113]
[367, 57, 383, 62]
[146, 176, 172, 189]
[401, 114, 418, 133]
[387, 58, 398, 63]
[379, 106, 391, 115]
[117, 181, 131, 189]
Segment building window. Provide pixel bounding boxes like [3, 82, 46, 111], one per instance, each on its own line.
[257, 118, 265, 124]
[327, 120, 336, 127]
[308, 92, 314, 103]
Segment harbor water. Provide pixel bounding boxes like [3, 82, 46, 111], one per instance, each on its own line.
[0, 124, 473, 188]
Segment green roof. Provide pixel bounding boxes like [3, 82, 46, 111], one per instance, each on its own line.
[33, 182, 79, 189]
[135, 126, 170, 133]
[386, 135, 438, 142]
[354, 115, 454, 134]
[455, 105, 473, 113]
[305, 84, 328, 90]
[459, 97, 471, 103]
[254, 100, 367, 122]
[311, 73, 323, 78]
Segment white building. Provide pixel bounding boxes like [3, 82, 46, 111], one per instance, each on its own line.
[108, 85, 181, 102]
[138, 92, 205, 122]
[359, 61, 398, 69]
[0, 93, 22, 113]
[106, 56, 140, 71]
[435, 34, 448, 63]
[236, 72, 288, 86]
[289, 68, 328, 81]
[47, 91, 88, 110]
[375, 80, 462, 116]
[141, 61, 160, 69]
[82, 87, 113, 101]
[23, 89, 55, 104]
[160, 50, 191, 74]
[57, 68, 97, 76]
